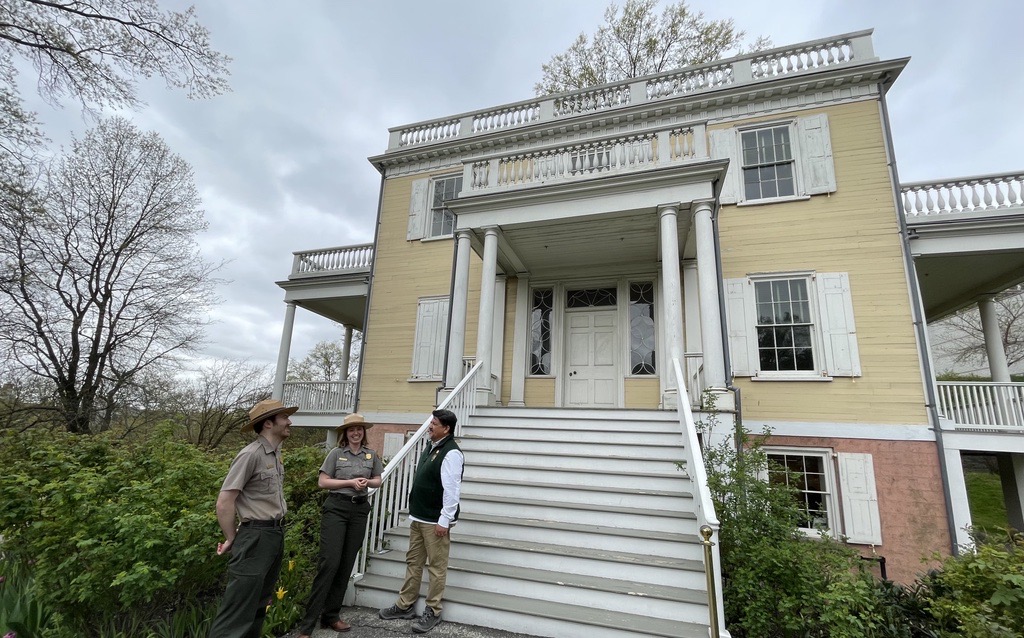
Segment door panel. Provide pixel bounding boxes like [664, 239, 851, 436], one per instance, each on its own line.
[564, 310, 618, 407]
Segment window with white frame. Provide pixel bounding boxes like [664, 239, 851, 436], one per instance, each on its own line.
[709, 113, 836, 204]
[405, 173, 462, 241]
[628, 282, 656, 375]
[741, 126, 796, 200]
[764, 448, 883, 544]
[529, 288, 553, 375]
[428, 175, 461, 237]
[766, 450, 837, 534]
[725, 272, 861, 379]
[410, 296, 449, 380]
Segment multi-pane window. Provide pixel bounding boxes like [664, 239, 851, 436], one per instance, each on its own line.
[530, 288, 553, 375]
[755, 278, 814, 372]
[741, 126, 796, 200]
[428, 175, 462, 237]
[766, 451, 834, 532]
[628, 282, 656, 375]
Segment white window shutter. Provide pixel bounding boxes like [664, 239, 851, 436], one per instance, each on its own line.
[837, 453, 882, 545]
[411, 297, 449, 379]
[797, 114, 836, 195]
[815, 272, 861, 377]
[407, 178, 429, 240]
[709, 128, 741, 204]
[725, 278, 757, 377]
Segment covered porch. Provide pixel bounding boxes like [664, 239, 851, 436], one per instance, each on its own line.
[443, 159, 732, 412]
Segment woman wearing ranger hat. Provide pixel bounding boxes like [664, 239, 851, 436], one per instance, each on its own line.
[294, 413, 383, 637]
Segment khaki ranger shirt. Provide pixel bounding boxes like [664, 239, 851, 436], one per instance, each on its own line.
[320, 445, 383, 497]
[220, 436, 286, 523]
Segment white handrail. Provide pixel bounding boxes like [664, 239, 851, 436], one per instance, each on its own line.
[672, 357, 726, 636]
[357, 361, 484, 573]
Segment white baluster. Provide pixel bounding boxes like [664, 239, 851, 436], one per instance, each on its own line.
[925, 189, 937, 214]
[983, 182, 995, 208]
[915, 189, 927, 214]
[971, 183, 982, 209]
[957, 185, 970, 211]
[994, 181, 1007, 208]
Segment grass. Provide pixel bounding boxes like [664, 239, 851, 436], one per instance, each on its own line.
[964, 469, 1009, 533]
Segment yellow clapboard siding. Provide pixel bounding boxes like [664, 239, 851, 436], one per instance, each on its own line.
[716, 101, 927, 425]
[625, 378, 660, 408]
[524, 378, 556, 407]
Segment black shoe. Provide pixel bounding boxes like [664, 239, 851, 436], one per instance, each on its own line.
[412, 607, 442, 634]
[379, 603, 417, 620]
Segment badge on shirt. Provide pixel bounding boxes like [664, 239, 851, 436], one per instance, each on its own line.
[365, 453, 372, 460]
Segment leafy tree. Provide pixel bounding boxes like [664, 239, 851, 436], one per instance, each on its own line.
[0, 117, 221, 434]
[0, 0, 229, 172]
[535, 0, 770, 95]
[934, 286, 1023, 374]
[289, 332, 362, 382]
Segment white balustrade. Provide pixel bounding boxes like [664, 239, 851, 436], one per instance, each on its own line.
[389, 30, 875, 150]
[901, 173, 1024, 217]
[291, 243, 373, 276]
[359, 362, 484, 574]
[646, 63, 734, 99]
[750, 36, 856, 79]
[281, 380, 356, 413]
[936, 382, 1024, 430]
[472, 103, 541, 133]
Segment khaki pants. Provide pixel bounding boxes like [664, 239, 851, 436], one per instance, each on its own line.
[397, 521, 451, 614]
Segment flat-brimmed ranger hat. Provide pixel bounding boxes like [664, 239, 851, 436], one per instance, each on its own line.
[244, 399, 298, 432]
[336, 413, 374, 435]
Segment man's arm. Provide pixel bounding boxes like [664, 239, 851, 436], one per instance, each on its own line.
[435, 449, 464, 536]
[215, 489, 240, 555]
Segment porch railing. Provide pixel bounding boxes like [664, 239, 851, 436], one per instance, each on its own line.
[901, 172, 1024, 218]
[462, 356, 498, 396]
[684, 352, 705, 407]
[291, 243, 374, 277]
[671, 357, 726, 634]
[358, 361, 484, 574]
[936, 381, 1024, 430]
[281, 380, 356, 414]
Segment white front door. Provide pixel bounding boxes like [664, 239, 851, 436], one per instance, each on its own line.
[565, 310, 618, 407]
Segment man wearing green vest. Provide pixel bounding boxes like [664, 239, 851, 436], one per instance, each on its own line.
[379, 408, 464, 634]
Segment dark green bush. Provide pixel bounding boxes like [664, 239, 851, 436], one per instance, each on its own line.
[0, 428, 328, 636]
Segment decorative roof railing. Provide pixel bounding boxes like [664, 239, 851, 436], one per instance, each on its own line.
[902, 172, 1024, 218]
[386, 31, 876, 152]
[290, 243, 373, 278]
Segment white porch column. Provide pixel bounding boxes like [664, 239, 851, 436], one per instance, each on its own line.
[474, 228, 500, 402]
[943, 443, 973, 550]
[979, 297, 1011, 382]
[445, 230, 473, 388]
[509, 276, 530, 406]
[659, 205, 686, 407]
[694, 202, 726, 389]
[340, 325, 353, 381]
[272, 301, 297, 400]
[998, 453, 1024, 533]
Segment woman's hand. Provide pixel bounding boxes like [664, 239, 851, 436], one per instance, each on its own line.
[353, 477, 369, 491]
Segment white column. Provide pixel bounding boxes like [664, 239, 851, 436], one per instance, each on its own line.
[659, 205, 685, 407]
[998, 453, 1024, 533]
[509, 276, 530, 406]
[475, 228, 500, 402]
[340, 325, 353, 381]
[944, 446, 973, 551]
[694, 202, 726, 389]
[445, 230, 473, 388]
[272, 301, 297, 400]
[979, 297, 1011, 382]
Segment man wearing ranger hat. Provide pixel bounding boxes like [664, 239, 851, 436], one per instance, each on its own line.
[208, 399, 297, 638]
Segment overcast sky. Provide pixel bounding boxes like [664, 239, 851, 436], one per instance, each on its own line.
[21, 0, 1024, 373]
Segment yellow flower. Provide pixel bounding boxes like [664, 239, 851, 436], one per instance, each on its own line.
[288, 559, 296, 571]
[276, 587, 287, 601]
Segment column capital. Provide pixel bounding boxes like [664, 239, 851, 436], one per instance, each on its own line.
[692, 199, 715, 215]
[481, 226, 500, 237]
[455, 229, 473, 241]
[657, 202, 681, 218]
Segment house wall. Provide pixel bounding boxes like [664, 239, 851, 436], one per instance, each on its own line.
[625, 378, 660, 408]
[359, 170, 484, 416]
[716, 100, 929, 426]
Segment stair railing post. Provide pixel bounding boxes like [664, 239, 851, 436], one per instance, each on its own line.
[700, 524, 721, 638]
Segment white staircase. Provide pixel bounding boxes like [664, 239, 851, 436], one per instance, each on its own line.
[354, 407, 713, 638]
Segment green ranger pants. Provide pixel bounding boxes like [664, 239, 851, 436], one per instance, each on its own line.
[209, 525, 284, 638]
